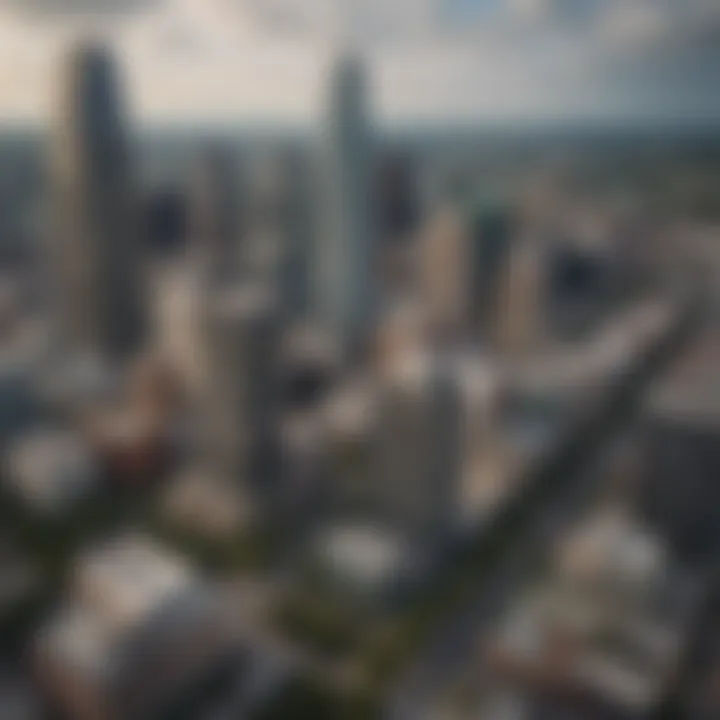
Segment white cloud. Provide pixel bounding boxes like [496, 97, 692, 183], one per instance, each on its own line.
[0, 0, 162, 17]
[0, 0, 717, 122]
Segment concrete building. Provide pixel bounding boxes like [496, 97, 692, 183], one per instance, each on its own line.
[496, 232, 549, 356]
[640, 323, 720, 563]
[376, 152, 419, 246]
[480, 508, 704, 719]
[153, 262, 207, 398]
[202, 285, 282, 493]
[0, 542, 42, 626]
[370, 350, 503, 544]
[246, 149, 314, 321]
[467, 200, 516, 344]
[51, 42, 146, 360]
[35, 535, 238, 720]
[0, 321, 46, 439]
[5, 428, 100, 518]
[162, 464, 255, 542]
[371, 352, 462, 542]
[190, 145, 244, 287]
[37, 349, 119, 422]
[280, 323, 341, 411]
[317, 53, 377, 354]
[308, 352, 503, 601]
[418, 204, 473, 342]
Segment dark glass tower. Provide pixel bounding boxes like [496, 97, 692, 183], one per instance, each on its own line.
[191, 145, 244, 287]
[317, 54, 377, 354]
[52, 42, 146, 359]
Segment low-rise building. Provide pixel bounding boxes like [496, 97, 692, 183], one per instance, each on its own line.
[641, 322, 720, 563]
[5, 428, 100, 518]
[35, 535, 241, 720]
[481, 509, 704, 719]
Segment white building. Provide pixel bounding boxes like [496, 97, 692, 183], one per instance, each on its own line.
[36, 535, 238, 720]
[202, 284, 281, 484]
[484, 508, 704, 719]
[6, 428, 99, 517]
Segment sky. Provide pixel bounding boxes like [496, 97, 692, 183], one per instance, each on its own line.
[0, 0, 718, 125]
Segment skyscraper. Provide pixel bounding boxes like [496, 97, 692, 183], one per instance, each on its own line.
[496, 232, 548, 355]
[468, 201, 516, 344]
[376, 152, 419, 245]
[52, 42, 146, 360]
[246, 148, 312, 322]
[317, 53, 376, 355]
[418, 203, 472, 342]
[191, 145, 244, 287]
[202, 285, 282, 497]
[372, 352, 462, 542]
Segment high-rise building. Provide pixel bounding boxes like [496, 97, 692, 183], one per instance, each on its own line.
[202, 285, 282, 496]
[496, 232, 548, 355]
[143, 187, 188, 257]
[51, 42, 146, 360]
[191, 145, 244, 287]
[155, 147, 243, 397]
[376, 152, 418, 245]
[418, 203, 472, 342]
[317, 53, 377, 355]
[246, 148, 313, 321]
[372, 352, 462, 542]
[467, 200, 516, 344]
[371, 350, 503, 541]
[640, 325, 720, 563]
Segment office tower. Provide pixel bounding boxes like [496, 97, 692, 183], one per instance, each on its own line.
[191, 146, 244, 286]
[374, 297, 428, 372]
[468, 201, 515, 344]
[246, 149, 313, 321]
[455, 355, 502, 480]
[153, 263, 208, 399]
[317, 53, 377, 355]
[376, 153, 419, 298]
[143, 187, 188, 257]
[496, 232, 548, 355]
[281, 323, 341, 410]
[0, 319, 46, 439]
[203, 285, 282, 493]
[639, 326, 720, 563]
[418, 203, 472, 341]
[51, 43, 146, 360]
[377, 152, 418, 245]
[155, 149, 242, 397]
[372, 352, 462, 542]
[547, 242, 611, 337]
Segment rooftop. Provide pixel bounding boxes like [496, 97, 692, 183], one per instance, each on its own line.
[648, 323, 720, 427]
[486, 510, 700, 716]
[73, 535, 196, 630]
[313, 520, 416, 598]
[6, 428, 99, 515]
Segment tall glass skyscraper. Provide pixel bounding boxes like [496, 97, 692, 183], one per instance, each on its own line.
[317, 53, 376, 355]
[52, 43, 146, 359]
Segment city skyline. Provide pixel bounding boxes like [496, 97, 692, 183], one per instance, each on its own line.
[0, 6, 718, 718]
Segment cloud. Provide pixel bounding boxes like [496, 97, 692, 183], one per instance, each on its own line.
[131, 0, 720, 121]
[0, 0, 162, 18]
[0, 0, 717, 122]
